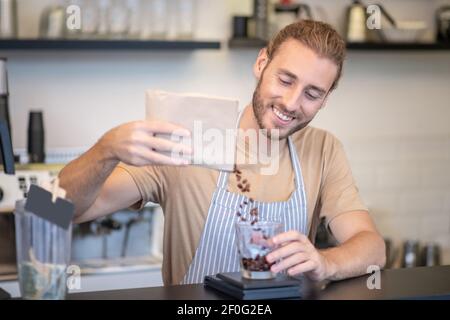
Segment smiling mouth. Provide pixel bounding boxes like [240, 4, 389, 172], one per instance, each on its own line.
[271, 106, 295, 124]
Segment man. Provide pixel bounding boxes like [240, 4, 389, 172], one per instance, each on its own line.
[59, 20, 386, 286]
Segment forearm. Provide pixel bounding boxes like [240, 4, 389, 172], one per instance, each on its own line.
[58, 141, 118, 217]
[321, 231, 386, 281]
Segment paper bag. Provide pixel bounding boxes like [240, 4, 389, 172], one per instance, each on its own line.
[146, 90, 240, 171]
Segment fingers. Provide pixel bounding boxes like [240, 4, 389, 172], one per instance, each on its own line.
[270, 252, 309, 273]
[265, 231, 319, 277]
[136, 121, 192, 157]
[148, 135, 192, 156]
[286, 260, 316, 276]
[145, 120, 191, 137]
[271, 230, 309, 246]
[266, 241, 308, 263]
[109, 120, 193, 166]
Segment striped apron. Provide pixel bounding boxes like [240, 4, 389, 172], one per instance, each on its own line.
[181, 136, 308, 284]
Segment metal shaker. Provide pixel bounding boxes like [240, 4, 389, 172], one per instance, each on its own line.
[420, 242, 441, 267]
[253, 0, 269, 40]
[0, 0, 18, 38]
[27, 111, 45, 163]
[401, 240, 420, 268]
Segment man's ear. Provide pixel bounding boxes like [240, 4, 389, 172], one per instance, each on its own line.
[253, 48, 269, 80]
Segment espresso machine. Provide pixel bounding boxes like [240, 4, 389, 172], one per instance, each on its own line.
[0, 58, 55, 283]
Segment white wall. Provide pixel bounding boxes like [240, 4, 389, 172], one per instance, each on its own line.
[3, 0, 450, 262]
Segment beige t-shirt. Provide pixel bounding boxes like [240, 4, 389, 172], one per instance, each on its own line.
[117, 126, 368, 285]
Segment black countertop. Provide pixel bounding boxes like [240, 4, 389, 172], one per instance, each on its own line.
[68, 265, 450, 300]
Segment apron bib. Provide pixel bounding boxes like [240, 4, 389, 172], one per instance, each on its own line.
[181, 136, 308, 284]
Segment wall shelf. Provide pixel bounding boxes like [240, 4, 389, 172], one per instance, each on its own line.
[0, 39, 221, 50]
[228, 38, 267, 49]
[346, 42, 450, 51]
[2, 39, 448, 52]
[228, 38, 450, 51]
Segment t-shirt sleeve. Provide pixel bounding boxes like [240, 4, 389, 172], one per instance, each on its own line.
[319, 136, 368, 228]
[116, 162, 164, 210]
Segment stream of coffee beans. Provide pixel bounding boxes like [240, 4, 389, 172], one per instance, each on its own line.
[233, 165, 257, 224]
[233, 165, 275, 272]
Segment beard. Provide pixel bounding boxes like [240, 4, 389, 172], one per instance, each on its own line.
[252, 77, 311, 140]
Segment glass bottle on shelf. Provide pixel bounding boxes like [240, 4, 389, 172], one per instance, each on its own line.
[97, 0, 110, 38]
[127, 0, 142, 39]
[174, 0, 196, 39]
[141, 0, 168, 39]
[0, 0, 18, 39]
[39, 4, 66, 39]
[139, 0, 152, 39]
[107, 0, 131, 38]
[64, 0, 82, 39]
[80, 0, 99, 38]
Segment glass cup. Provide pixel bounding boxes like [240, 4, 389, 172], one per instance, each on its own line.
[80, 0, 100, 38]
[14, 200, 72, 300]
[174, 0, 196, 39]
[235, 220, 282, 280]
[107, 0, 131, 38]
[152, 0, 169, 39]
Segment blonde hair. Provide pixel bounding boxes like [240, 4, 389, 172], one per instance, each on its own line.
[266, 20, 346, 91]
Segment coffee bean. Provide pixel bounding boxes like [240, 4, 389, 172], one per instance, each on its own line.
[233, 166, 259, 224]
[241, 255, 271, 271]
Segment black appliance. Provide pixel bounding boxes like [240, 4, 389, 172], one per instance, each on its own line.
[436, 6, 450, 43]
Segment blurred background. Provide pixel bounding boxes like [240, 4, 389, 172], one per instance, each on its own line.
[0, 0, 449, 296]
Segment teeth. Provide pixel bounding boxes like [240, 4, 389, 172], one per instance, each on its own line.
[272, 107, 293, 122]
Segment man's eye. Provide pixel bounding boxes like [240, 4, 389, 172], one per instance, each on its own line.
[305, 92, 320, 100]
[279, 77, 292, 86]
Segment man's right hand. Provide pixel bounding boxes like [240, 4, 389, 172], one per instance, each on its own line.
[59, 119, 192, 221]
[98, 120, 192, 167]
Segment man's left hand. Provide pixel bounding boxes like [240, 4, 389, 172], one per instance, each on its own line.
[266, 230, 335, 281]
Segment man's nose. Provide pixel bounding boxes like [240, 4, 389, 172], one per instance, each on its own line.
[281, 88, 302, 113]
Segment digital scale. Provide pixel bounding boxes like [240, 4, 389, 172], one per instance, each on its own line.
[204, 272, 314, 300]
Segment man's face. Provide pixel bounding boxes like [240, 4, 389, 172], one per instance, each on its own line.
[252, 39, 338, 139]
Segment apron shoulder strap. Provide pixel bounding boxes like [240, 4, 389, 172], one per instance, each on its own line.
[308, 182, 322, 245]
